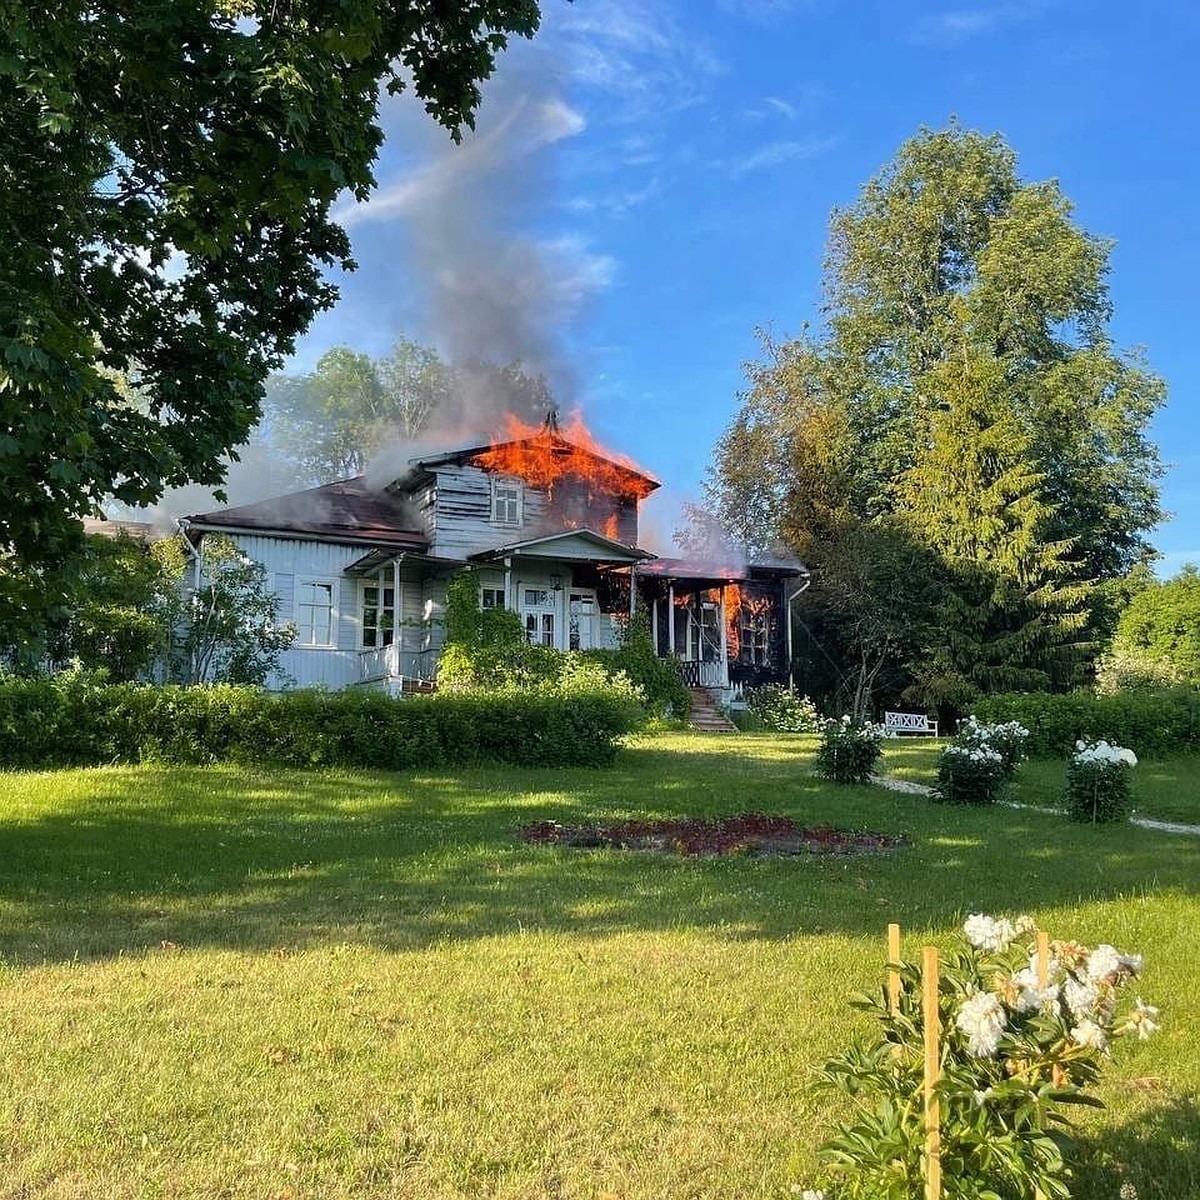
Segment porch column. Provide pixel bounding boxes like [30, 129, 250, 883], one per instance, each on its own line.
[504, 556, 513, 611]
[651, 598, 659, 655]
[667, 582, 676, 655]
[718, 584, 729, 686]
[393, 557, 402, 676]
[629, 564, 637, 618]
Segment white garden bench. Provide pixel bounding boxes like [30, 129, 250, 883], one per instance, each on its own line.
[884, 711, 939, 737]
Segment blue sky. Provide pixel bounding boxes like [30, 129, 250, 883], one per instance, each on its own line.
[294, 0, 1199, 568]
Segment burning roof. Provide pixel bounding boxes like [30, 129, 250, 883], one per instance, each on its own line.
[411, 411, 660, 500]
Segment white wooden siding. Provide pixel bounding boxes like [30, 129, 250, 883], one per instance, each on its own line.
[212, 532, 367, 691]
[427, 464, 641, 558]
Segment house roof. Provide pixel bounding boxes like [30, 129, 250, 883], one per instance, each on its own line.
[185, 478, 429, 550]
[470, 528, 655, 564]
[406, 432, 660, 498]
[635, 556, 808, 583]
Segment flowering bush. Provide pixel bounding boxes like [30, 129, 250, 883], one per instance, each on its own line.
[935, 742, 1009, 805]
[956, 716, 1030, 778]
[745, 685, 820, 732]
[1065, 740, 1137, 824]
[815, 717, 891, 784]
[800, 915, 1158, 1200]
[935, 717, 1030, 804]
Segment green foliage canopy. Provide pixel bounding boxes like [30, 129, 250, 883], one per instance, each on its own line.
[0, 0, 541, 611]
[702, 124, 1165, 713]
[1108, 565, 1200, 684]
[260, 340, 554, 486]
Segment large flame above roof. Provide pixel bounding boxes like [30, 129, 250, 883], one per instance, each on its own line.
[468, 411, 659, 501]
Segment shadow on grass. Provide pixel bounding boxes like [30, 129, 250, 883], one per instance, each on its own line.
[1073, 1097, 1200, 1200]
[0, 739, 1196, 964]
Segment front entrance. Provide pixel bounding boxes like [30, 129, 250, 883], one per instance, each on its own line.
[568, 590, 598, 650]
[520, 586, 557, 647]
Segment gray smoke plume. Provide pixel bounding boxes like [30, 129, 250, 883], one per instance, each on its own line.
[340, 43, 610, 444]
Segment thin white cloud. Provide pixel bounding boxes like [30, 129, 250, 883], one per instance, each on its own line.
[717, 135, 839, 179]
[910, 2, 1045, 46]
[763, 96, 799, 120]
[716, 0, 818, 20]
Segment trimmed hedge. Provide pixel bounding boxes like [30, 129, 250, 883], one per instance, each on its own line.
[972, 689, 1200, 758]
[0, 677, 642, 770]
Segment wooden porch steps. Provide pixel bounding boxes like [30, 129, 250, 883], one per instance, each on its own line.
[687, 687, 738, 733]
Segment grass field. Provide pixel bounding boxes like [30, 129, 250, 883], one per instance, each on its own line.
[1, 732, 1197, 1199]
[883, 737, 1200, 825]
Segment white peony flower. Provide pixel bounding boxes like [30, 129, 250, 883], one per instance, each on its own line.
[1070, 1019, 1109, 1053]
[963, 913, 1017, 953]
[1063, 977, 1100, 1018]
[956, 990, 1008, 1057]
[1086, 944, 1123, 982]
[791, 1189, 827, 1200]
[1119, 952, 1144, 975]
[1123, 997, 1160, 1041]
[1011, 967, 1059, 1014]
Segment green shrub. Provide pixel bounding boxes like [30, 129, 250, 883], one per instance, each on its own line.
[744, 685, 819, 732]
[935, 743, 1009, 805]
[1065, 740, 1137, 824]
[972, 690, 1200, 757]
[814, 717, 889, 784]
[0, 676, 641, 771]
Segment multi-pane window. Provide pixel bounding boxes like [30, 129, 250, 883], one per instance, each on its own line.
[361, 584, 395, 648]
[741, 611, 770, 666]
[481, 587, 506, 610]
[491, 478, 522, 525]
[568, 592, 596, 651]
[522, 588, 555, 647]
[297, 580, 335, 647]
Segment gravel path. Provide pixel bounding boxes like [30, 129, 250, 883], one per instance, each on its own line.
[870, 774, 1200, 837]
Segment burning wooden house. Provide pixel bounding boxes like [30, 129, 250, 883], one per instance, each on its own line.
[182, 413, 807, 700]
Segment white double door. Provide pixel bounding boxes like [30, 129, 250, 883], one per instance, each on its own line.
[519, 585, 598, 650]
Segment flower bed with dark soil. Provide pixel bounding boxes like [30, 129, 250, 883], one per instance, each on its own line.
[519, 813, 909, 858]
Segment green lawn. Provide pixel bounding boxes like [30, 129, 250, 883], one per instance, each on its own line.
[880, 736, 1200, 825]
[1, 732, 1197, 1199]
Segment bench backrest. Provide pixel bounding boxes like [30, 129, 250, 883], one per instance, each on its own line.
[884, 711, 934, 733]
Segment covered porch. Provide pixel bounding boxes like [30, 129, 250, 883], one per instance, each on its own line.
[343, 549, 465, 691]
[634, 558, 810, 699]
[470, 528, 655, 654]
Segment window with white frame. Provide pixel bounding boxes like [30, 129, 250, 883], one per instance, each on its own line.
[481, 586, 506, 610]
[490, 477, 523, 525]
[360, 582, 395, 648]
[296, 579, 336, 647]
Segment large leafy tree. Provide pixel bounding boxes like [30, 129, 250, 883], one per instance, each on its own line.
[703, 124, 1165, 710]
[261, 339, 553, 486]
[1107, 566, 1200, 686]
[0, 0, 542, 627]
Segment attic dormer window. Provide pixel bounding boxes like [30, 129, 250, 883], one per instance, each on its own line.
[490, 477, 523, 526]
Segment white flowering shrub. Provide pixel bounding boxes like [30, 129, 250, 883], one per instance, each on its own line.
[815, 716, 891, 784]
[745, 685, 820, 732]
[804, 914, 1158, 1200]
[935, 718, 1030, 804]
[1065, 740, 1137, 824]
[957, 717, 1030, 778]
[935, 743, 1009, 805]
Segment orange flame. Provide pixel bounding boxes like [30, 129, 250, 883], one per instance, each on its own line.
[725, 584, 771, 660]
[469, 413, 658, 501]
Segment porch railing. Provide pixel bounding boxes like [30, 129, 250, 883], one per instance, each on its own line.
[357, 642, 439, 683]
[679, 660, 727, 690]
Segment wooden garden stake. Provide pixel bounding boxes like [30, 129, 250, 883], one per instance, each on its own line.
[922, 946, 941, 1200]
[1033, 930, 1051, 1200]
[887, 923, 902, 1014]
